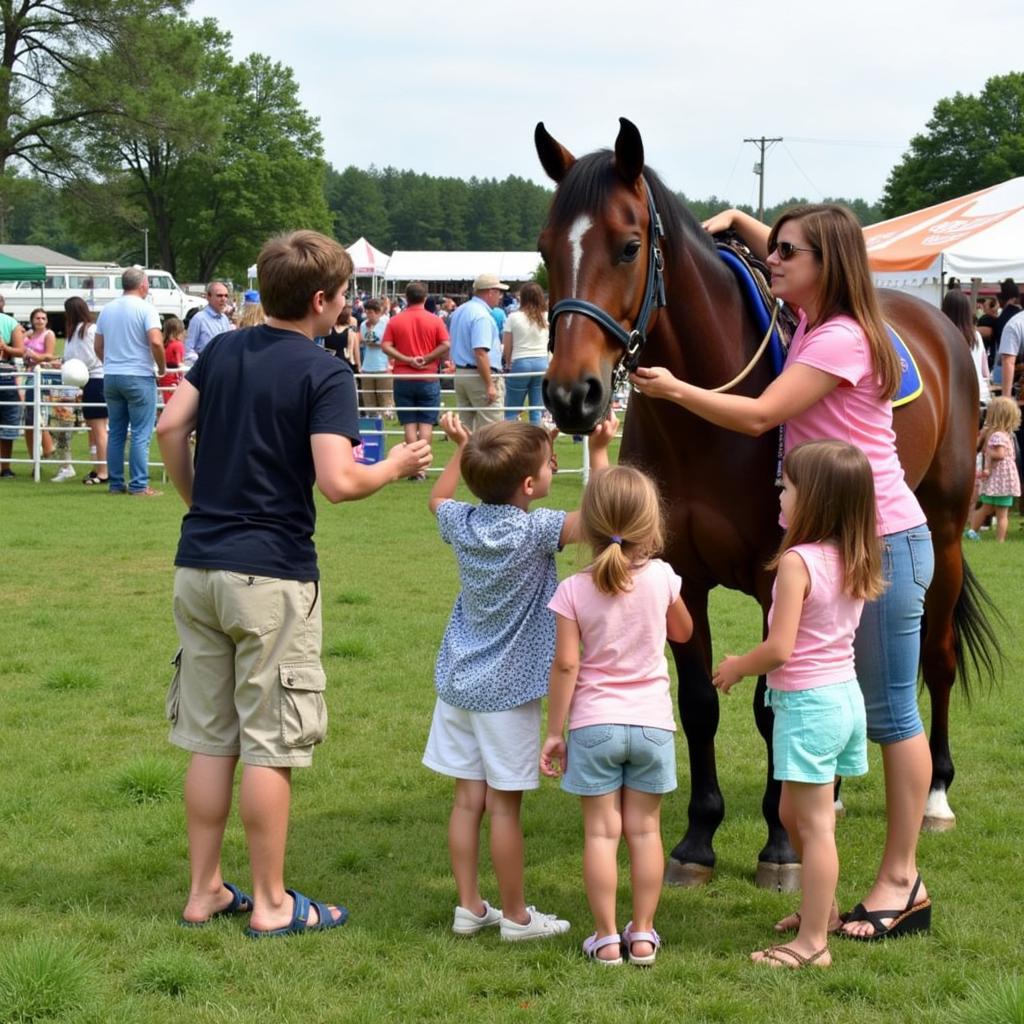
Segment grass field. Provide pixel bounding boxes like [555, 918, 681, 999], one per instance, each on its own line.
[1, 438, 1022, 1024]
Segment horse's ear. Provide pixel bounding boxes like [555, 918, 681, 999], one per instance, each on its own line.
[535, 122, 576, 183]
[613, 117, 644, 185]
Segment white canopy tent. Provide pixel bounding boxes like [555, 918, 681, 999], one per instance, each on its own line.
[245, 237, 392, 295]
[865, 177, 1024, 305]
[383, 251, 542, 289]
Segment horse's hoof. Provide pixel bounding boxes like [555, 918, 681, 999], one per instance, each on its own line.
[755, 861, 802, 892]
[664, 858, 713, 888]
[834, 797, 846, 818]
[922, 789, 956, 832]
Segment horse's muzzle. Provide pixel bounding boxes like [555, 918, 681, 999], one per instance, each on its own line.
[542, 374, 608, 434]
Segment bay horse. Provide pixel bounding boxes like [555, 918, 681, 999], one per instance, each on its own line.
[535, 118, 998, 888]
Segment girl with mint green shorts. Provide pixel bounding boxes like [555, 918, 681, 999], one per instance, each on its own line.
[713, 439, 888, 970]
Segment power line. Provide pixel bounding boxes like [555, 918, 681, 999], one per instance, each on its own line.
[743, 136, 782, 221]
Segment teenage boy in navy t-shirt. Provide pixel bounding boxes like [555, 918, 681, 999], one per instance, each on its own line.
[157, 230, 432, 938]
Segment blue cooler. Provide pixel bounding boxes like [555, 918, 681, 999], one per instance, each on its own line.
[354, 416, 384, 464]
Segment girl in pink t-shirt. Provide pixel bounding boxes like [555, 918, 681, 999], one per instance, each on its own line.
[966, 397, 1021, 542]
[541, 466, 692, 966]
[713, 440, 889, 969]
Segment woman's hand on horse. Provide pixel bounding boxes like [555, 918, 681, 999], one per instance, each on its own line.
[702, 209, 738, 235]
[630, 366, 682, 401]
[712, 656, 745, 694]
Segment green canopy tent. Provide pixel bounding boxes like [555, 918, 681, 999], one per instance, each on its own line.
[0, 252, 46, 281]
[0, 252, 46, 310]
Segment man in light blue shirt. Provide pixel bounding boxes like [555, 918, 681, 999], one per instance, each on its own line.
[95, 268, 166, 495]
[184, 281, 234, 364]
[448, 274, 507, 431]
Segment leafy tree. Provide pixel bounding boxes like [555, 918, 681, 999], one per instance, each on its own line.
[51, 16, 329, 282]
[325, 165, 390, 246]
[882, 73, 1024, 217]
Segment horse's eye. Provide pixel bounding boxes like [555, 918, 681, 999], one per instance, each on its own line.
[621, 241, 642, 263]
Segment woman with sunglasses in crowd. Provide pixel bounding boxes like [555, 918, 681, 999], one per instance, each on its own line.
[630, 204, 934, 943]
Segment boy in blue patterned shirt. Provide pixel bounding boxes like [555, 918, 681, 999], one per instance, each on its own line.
[424, 410, 615, 941]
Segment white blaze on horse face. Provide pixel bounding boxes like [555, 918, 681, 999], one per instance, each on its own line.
[566, 214, 593, 327]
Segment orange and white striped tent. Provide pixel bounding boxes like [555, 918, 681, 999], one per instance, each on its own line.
[864, 177, 1024, 304]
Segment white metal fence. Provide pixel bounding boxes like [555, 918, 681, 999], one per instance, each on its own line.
[0, 366, 595, 483]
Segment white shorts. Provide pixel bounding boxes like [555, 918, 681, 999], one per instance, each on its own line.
[422, 697, 541, 791]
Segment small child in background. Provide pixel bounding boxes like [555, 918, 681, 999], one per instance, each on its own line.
[424, 410, 616, 942]
[158, 317, 186, 406]
[965, 396, 1021, 542]
[713, 439, 890, 969]
[540, 466, 692, 966]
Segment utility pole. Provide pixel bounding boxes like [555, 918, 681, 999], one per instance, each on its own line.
[743, 136, 782, 221]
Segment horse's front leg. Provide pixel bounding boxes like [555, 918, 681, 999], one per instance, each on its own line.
[665, 586, 725, 887]
[752, 675, 800, 891]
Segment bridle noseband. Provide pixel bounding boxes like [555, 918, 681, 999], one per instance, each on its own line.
[547, 176, 667, 392]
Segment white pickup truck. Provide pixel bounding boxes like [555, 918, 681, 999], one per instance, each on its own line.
[0, 265, 205, 334]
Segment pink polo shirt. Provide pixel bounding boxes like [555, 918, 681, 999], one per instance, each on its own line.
[783, 314, 924, 537]
[548, 559, 681, 732]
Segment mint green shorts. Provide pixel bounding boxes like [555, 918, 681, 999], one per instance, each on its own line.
[766, 680, 868, 785]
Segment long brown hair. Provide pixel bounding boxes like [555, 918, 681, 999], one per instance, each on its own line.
[768, 440, 884, 600]
[768, 204, 901, 399]
[517, 282, 548, 332]
[580, 466, 665, 595]
[941, 289, 978, 350]
[63, 296, 93, 341]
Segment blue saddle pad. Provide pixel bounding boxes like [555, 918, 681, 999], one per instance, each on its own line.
[888, 325, 922, 408]
[717, 247, 788, 375]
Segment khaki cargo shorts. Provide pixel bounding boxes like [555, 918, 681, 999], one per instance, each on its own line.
[168, 567, 326, 767]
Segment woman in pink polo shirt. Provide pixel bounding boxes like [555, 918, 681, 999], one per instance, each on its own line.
[631, 203, 934, 942]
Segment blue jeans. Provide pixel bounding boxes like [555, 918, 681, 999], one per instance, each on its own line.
[504, 357, 548, 424]
[853, 526, 934, 744]
[104, 374, 157, 493]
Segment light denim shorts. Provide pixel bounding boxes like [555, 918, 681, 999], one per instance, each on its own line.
[767, 680, 868, 785]
[853, 526, 933, 744]
[562, 723, 677, 796]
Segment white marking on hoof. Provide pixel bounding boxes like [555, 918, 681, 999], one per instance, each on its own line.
[922, 789, 956, 832]
[834, 797, 846, 818]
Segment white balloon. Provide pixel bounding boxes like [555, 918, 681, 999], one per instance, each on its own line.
[61, 358, 90, 389]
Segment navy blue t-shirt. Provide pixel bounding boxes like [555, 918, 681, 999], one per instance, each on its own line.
[174, 324, 361, 581]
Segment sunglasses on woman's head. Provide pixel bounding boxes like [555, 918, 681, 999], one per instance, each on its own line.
[770, 241, 820, 261]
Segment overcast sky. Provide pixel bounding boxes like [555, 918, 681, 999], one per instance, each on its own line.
[192, 0, 1018, 208]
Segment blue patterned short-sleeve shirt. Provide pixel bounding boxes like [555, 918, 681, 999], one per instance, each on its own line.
[435, 500, 566, 712]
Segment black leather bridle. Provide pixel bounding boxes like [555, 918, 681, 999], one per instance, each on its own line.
[546, 176, 667, 392]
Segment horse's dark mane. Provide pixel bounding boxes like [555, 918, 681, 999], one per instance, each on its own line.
[548, 150, 715, 261]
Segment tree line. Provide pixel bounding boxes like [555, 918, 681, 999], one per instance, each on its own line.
[0, 4, 1020, 284]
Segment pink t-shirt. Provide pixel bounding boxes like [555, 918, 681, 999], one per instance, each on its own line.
[784, 314, 925, 536]
[547, 558, 681, 731]
[767, 542, 864, 692]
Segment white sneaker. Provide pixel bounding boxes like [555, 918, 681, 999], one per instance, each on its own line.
[452, 901, 502, 935]
[51, 466, 76, 482]
[500, 906, 570, 942]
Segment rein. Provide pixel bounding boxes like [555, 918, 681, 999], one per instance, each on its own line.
[546, 177, 779, 395]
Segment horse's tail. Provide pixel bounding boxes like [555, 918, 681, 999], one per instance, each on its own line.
[950, 555, 1005, 701]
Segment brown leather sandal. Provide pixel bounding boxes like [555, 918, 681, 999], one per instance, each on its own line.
[755, 943, 829, 969]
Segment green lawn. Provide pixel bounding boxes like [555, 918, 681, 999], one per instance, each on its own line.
[1, 443, 1021, 1024]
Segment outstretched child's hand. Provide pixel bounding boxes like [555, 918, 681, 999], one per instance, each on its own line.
[540, 735, 566, 777]
[439, 411, 470, 446]
[712, 656, 746, 695]
[589, 408, 618, 449]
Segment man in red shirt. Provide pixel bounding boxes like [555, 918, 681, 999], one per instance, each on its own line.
[383, 281, 450, 479]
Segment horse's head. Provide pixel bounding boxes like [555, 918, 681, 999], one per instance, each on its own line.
[536, 117, 661, 434]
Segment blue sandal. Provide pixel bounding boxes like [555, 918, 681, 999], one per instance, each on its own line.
[179, 882, 253, 927]
[245, 889, 348, 939]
